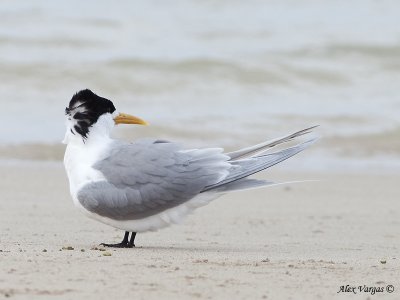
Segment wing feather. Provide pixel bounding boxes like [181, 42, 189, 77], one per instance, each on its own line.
[203, 138, 316, 192]
[77, 139, 231, 220]
[226, 126, 318, 160]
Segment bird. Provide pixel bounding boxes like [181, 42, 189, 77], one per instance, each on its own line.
[63, 89, 317, 248]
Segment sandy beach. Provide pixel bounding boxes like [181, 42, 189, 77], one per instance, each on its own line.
[1, 1, 399, 299]
[0, 161, 399, 300]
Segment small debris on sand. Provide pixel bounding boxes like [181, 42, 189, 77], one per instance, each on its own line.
[62, 246, 74, 251]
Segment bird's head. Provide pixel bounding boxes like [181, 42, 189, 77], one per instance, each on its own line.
[63, 89, 147, 144]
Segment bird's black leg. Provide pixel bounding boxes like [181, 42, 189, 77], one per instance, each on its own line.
[101, 231, 133, 248]
[129, 232, 137, 248]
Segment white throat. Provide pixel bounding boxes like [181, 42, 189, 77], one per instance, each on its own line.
[62, 113, 117, 145]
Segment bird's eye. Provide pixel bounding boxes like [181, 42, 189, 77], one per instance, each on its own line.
[65, 107, 71, 115]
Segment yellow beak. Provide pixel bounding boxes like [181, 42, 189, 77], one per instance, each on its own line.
[113, 113, 148, 126]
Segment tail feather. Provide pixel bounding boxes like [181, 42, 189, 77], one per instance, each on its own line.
[210, 179, 275, 193]
[211, 179, 318, 194]
[226, 125, 318, 160]
[202, 138, 316, 193]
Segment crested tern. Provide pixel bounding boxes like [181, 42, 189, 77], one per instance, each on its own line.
[63, 89, 317, 248]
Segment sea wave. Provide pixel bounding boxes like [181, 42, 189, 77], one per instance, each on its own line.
[0, 57, 352, 91]
[0, 0, 399, 153]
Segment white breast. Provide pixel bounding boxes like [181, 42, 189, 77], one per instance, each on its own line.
[64, 137, 111, 212]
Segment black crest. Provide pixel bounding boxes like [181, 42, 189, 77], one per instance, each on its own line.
[66, 89, 116, 138]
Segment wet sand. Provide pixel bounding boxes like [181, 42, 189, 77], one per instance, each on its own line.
[0, 161, 399, 299]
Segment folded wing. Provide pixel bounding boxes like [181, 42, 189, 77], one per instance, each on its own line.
[77, 139, 231, 220]
[77, 127, 317, 221]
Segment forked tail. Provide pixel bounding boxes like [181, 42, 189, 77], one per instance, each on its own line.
[202, 127, 318, 193]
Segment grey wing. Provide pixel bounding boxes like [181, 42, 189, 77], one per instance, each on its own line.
[77, 139, 230, 220]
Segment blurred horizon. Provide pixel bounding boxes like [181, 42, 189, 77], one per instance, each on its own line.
[0, 0, 399, 172]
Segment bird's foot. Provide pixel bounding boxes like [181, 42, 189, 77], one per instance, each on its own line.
[100, 232, 136, 248]
[100, 242, 135, 248]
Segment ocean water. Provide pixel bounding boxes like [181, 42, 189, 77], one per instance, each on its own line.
[0, 0, 399, 170]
